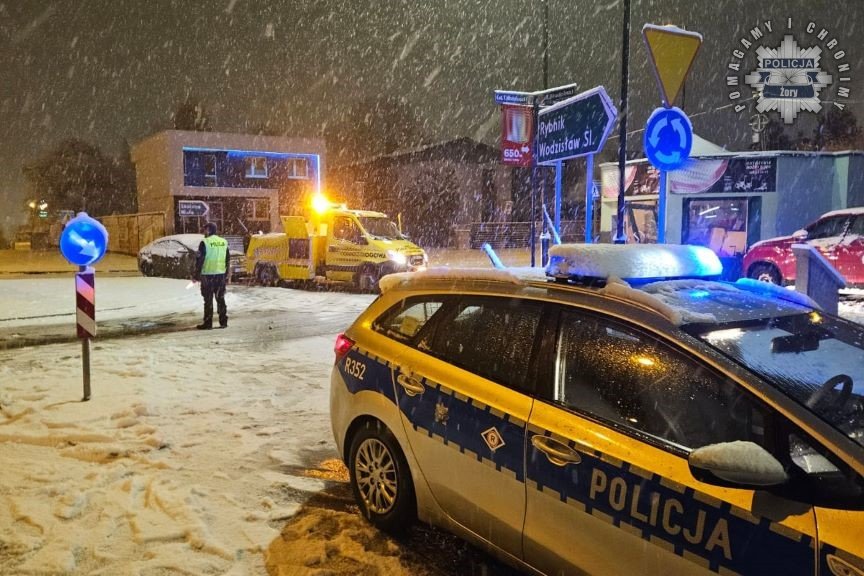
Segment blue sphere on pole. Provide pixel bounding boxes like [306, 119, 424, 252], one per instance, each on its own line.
[644, 106, 693, 171]
[59, 212, 109, 267]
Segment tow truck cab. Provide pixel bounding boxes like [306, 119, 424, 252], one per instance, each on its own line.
[246, 206, 427, 290]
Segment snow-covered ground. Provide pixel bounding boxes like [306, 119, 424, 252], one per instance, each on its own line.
[0, 278, 516, 575]
[2, 275, 864, 575]
[0, 281, 372, 575]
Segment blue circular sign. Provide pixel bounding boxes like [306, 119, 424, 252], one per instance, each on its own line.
[59, 212, 109, 267]
[644, 106, 693, 171]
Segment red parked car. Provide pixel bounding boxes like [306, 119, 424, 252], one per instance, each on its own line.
[743, 207, 864, 285]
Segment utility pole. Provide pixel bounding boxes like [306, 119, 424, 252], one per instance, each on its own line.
[531, 0, 550, 266]
[538, 0, 549, 262]
[615, 0, 631, 243]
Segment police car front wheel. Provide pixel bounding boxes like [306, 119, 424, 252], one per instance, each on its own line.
[348, 421, 416, 533]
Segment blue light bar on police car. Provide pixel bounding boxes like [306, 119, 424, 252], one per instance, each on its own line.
[546, 244, 723, 284]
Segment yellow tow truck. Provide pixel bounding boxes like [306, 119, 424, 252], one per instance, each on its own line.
[246, 194, 428, 291]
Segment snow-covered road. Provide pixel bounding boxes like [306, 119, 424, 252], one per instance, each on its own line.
[0, 278, 517, 575]
[3, 276, 864, 574]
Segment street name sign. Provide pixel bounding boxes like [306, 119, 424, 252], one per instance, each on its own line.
[536, 86, 617, 165]
[642, 24, 703, 108]
[494, 90, 533, 106]
[178, 200, 210, 218]
[494, 83, 579, 107]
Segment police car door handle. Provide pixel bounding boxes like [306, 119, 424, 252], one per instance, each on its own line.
[397, 373, 425, 397]
[531, 435, 582, 466]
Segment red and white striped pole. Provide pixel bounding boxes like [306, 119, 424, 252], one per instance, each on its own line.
[76, 267, 96, 401]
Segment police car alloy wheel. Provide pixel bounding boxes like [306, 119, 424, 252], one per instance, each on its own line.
[348, 421, 415, 532]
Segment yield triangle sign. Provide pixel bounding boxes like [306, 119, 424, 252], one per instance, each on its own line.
[642, 24, 702, 107]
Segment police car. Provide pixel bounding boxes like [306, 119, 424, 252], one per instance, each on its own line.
[329, 244, 864, 576]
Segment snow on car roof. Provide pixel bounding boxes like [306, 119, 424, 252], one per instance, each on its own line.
[546, 243, 723, 283]
[162, 234, 206, 248]
[139, 234, 202, 259]
[640, 279, 816, 326]
[821, 206, 864, 218]
[379, 244, 818, 327]
[379, 266, 548, 293]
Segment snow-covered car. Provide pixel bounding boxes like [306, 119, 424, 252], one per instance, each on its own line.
[743, 207, 864, 285]
[330, 244, 864, 576]
[138, 234, 245, 279]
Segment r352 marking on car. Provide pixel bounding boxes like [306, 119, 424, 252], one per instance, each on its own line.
[344, 357, 367, 380]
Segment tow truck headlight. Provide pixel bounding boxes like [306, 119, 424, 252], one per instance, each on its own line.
[387, 250, 407, 266]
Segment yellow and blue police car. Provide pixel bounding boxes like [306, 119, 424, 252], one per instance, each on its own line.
[329, 243, 864, 576]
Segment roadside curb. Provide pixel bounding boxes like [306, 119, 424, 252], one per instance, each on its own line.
[0, 317, 195, 351]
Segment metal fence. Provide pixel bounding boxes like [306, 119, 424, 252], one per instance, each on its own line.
[468, 219, 586, 249]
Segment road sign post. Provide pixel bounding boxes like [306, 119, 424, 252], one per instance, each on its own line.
[495, 84, 580, 265]
[59, 212, 108, 401]
[76, 270, 95, 400]
[641, 23, 702, 245]
[537, 86, 618, 247]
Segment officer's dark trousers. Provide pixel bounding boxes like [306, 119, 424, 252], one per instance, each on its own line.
[200, 274, 227, 327]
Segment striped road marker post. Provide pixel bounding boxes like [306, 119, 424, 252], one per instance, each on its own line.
[59, 212, 108, 402]
[76, 268, 96, 401]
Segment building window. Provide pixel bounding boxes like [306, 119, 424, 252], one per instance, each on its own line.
[288, 158, 308, 179]
[683, 198, 754, 257]
[245, 198, 270, 221]
[245, 156, 268, 179]
[204, 154, 218, 186]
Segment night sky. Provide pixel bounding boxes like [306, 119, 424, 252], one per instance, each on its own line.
[2, 0, 863, 235]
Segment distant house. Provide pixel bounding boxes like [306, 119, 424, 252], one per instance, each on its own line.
[327, 137, 514, 247]
[132, 130, 325, 236]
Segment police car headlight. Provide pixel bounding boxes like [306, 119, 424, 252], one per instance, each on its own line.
[387, 250, 407, 266]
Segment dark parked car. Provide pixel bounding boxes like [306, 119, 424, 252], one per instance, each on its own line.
[743, 207, 864, 285]
[138, 234, 245, 279]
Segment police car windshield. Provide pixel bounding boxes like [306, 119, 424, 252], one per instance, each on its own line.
[358, 217, 403, 240]
[693, 313, 864, 447]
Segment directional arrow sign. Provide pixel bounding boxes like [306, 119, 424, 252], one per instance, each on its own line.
[59, 212, 109, 267]
[536, 86, 617, 165]
[642, 24, 702, 108]
[644, 106, 693, 171]
[178, 200, 210, 218]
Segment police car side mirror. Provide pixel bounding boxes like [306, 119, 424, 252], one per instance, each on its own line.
[688, 441, 788, 489]
[792, 229, 809, 241]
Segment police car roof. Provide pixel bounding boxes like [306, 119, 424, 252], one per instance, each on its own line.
[379, 244, 818, 326]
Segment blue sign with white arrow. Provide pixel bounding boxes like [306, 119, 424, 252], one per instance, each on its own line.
[60, 212, 109, 267]
[644, 106, 693, 171]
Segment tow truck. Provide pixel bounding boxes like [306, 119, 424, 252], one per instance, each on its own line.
[246, 193, 427, 291]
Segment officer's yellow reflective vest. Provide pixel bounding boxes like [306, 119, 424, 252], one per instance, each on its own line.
[202, 235, 228, 275]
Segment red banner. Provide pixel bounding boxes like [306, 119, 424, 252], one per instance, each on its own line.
[500, 105, 533, 167]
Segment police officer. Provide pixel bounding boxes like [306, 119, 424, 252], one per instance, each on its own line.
[195, 222, 230, 329]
